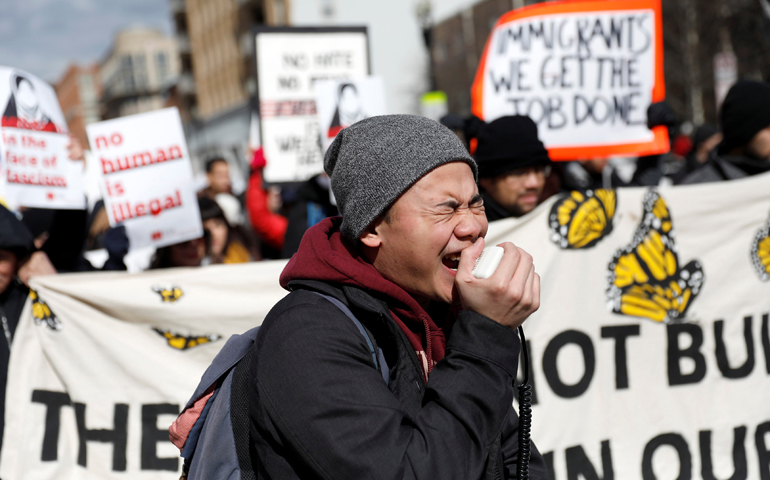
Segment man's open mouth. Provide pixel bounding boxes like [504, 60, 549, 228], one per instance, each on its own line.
[442, 253, 461, 271]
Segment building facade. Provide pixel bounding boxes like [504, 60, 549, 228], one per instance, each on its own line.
[175, 0, 289, 121]
[430, 0, 530, 116]
[54, 64, 101, 148]
[100, 28, 181, 120]
[169, 0, 289, 184]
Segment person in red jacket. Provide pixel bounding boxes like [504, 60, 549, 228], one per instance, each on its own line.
[245, 147, 288, 254]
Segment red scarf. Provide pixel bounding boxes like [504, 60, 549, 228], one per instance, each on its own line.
[280, 217, 450, 381]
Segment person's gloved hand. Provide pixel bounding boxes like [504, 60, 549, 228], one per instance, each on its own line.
[647, 102, 677, 129]
[251, 147, 267, 170]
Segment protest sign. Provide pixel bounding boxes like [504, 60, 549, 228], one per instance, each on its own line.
[4, 172, 770, 479]
[313, 75, 386, 151]
[86, 108, 202, 250]
[254, 26, 369, 182]
[0, 66, 85, 209]
[471, 0, 668, 160]
[0, 67, 66, 134]
[2, 130, 85, 209]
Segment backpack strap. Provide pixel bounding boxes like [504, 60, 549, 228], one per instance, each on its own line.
[231, 347, 257, 480]
[311, 292, 389, 386]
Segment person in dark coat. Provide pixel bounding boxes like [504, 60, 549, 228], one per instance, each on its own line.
[248, 115, 548, 479]
[473, 115, 553, 221]
[628, 102, 681, 186]
[281, 173, 338, 258]
[679, 80, 770, 184]
[672, 124, 722, 184]
[0, 205, 37, 453]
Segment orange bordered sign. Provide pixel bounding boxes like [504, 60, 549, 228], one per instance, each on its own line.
[471, 0, 667, 160]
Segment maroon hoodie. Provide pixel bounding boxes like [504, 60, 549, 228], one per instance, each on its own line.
[279, 217, 450, 381]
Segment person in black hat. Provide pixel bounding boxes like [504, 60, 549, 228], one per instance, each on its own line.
[679, 80, 770, 184]
[0, 205, 38, 452]
[473, 115, 552, 221]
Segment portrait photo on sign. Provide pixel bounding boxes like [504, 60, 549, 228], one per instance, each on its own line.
[0, 67, 66, 133]
[314, 76, 386, 151]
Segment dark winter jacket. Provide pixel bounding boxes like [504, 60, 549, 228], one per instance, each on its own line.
[0, 205, 35, 453]
[480, 190, 513, 222]
[677, 152, 770, 184]
[281, 175, 338, 258]
[0, 279, 28, 453]
[556, 161, 627, 191]
[248, 217, 548, 480]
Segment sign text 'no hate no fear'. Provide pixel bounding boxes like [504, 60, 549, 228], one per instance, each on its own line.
[255, 27, 369, 183]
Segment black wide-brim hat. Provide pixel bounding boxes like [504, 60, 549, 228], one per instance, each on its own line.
[474, 115, 552, 178]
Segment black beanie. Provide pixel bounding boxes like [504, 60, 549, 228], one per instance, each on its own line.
[719, 80, 770, 155]
[198, 197, 227, 225]
[0, 205, 35, 259]
[474, 115, 551, 178]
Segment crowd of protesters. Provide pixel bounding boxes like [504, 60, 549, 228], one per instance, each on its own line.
[1, 78, 769, 466]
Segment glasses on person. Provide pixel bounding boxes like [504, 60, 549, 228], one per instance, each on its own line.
[504, 165, 552, 179]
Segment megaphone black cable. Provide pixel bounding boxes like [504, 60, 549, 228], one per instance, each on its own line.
[516, 326, 532, 480]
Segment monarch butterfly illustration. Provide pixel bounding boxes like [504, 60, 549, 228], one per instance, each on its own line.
[549, 189, 616, 249]
[153, 328, 221, 350]
[751, 214, 770, 282]
[29, 289, 61, 331]
[152, 285, 183, 303]
[607, 191, 704, 323]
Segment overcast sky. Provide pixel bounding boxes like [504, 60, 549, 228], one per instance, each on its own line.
[0, 0, 483, 87]
[0, 0, 173, 84]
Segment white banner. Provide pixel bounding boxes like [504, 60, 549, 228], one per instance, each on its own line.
[314, 75, 387, 152]
[3, 172, 770, 479]
[471, 0, 668, 160]
[86, 108, 202, 250]
[1, 262, 289, 479]
[0, 66, 85, 210]
[255, 27, 369, 182]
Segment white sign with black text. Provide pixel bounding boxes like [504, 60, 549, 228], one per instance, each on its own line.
[472, 1, 667, 159]
[255, 28, 369, 182]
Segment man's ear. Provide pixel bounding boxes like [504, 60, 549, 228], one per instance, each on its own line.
[359, 219, 383, 248]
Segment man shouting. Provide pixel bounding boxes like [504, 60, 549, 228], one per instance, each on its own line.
[248, 115, 548, 479]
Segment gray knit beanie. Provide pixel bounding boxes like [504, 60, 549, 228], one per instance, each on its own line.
[324, 114, 477, 240]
